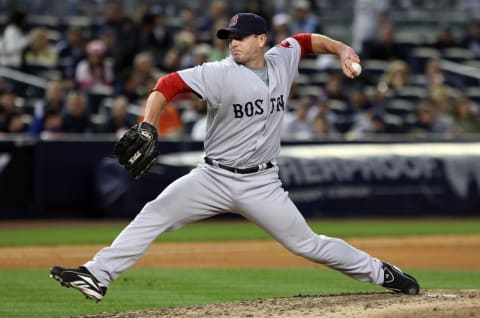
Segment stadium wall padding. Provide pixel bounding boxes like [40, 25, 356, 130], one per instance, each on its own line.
[0, 138, 479, 218]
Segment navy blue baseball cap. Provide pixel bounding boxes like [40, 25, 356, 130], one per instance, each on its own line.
[216, 13, 267, 39]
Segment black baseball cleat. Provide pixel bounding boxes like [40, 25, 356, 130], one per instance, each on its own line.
[49, 266, 107, 302]
[381, 262, 420, 295]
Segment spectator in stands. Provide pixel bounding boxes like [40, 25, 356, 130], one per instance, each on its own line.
[136, 10, 156, 52]
[434, 24, 458, 51]
[116, 51, 163, 103]
[411, 99, 453, 135]
[158, 101, 184, 138]
[179, 7, 201, 33]
[190, 99, 208, 141]
[99, 29, 116, 60]
[346, 85, 389, 140]
[304, 91, 329, 123]
[347, 88, 382, 138]
[347, 111, 386, 139]
[132, 2, 150, 24]
[450, 95, 480, 134]
[378, 59, 411, 92]
[132, 51, 163, 96]
[1, 107, 27, 133]
[289, 0, 322, 34]
[30, 80, 65, 134]
[0, 90, 18, 128]
[198, 0, 229, 42]
[98, 2, 138, 77]
[271, 13, 291, 46]
[42, 107, 64, 134]
[116, 72, 142, 104]
[422, 58, 445, 88]
[137, 98, 184, 138]
[160, 47, 182, 73]
[429, 82, 453, 115]
[324, 73, 349, 101]
[361, 24, 408, 61]
[350, 89, 374, 114]
[21, 27, 58, 76]
[56, 27, 86, 89]
[0, 90, 17, 130]
[29, 106, 64, 136]
[366, 84, 389, 116]
[192, 44, 211, 66]
[0, 78, 7, 96]
[352, 0, 390, 53]
[97, 95, 135, 136]
[174, 28, 197, 69]
[37, 80, 65, 113]
[312, 114, 340, 139]
[208, 33, 229, 61]
[61, 90, 95, 133]
[134, 51, 162, 85]
[75, 39, 114, 94]
[421, 58, 459, 113]
[241, 0, 273, 31]
[136, 6, 173, 65]
[460, 19, 480, 58]
[0, 9, 29, 68]
[282, 97, 315, 140]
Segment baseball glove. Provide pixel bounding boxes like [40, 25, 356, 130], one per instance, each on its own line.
[113, 122, 159, 179]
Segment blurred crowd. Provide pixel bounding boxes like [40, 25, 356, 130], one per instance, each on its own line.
[1, 0, 480, 141]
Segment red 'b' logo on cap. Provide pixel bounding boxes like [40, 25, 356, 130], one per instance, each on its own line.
[230, 15, 238, 26]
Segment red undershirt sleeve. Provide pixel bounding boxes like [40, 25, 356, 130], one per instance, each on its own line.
[292, 33, 313, 58]
[151, 72, 192, 103]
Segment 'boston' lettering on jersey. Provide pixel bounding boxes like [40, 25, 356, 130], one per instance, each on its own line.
[270, 95, 285, 113]
[233, 95, 284, 118]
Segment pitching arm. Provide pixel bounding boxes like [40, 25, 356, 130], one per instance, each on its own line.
[293, 33, 360, 79]
[146, 72, 192, 128]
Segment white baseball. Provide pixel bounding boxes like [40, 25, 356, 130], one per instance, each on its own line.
[351, 62, 362, 77]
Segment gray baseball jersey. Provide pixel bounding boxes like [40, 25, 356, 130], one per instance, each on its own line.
[178, 37, 300, 167]
[84, 37, 384, 288]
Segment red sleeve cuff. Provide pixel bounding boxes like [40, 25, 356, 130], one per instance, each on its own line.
[152, 72, 192, 102]
[293, 33, 313, 58]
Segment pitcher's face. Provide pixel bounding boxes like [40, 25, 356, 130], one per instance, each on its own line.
[228, 33, 266, 67]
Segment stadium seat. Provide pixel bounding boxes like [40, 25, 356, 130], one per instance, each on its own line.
[442, 47, 475, 63]
[465, 87, 480, 104]
[408, 47, 441, 74]
[294, 74, 312, 86]
[383, 98, 417, 133]
[297, 85, 323, 98]
[310, 73, 329, 86]
[362, 59, 389, 84]
[385, 98, 416, 116]
[298, 59, 319, 75]
[383, 113, 408, 133]
[393, 86, 427, 102]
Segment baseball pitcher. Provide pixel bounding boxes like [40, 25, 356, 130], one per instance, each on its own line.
[50, 12, 419, 302]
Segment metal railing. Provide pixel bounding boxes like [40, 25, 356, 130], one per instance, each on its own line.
[0, 66, 49, 89]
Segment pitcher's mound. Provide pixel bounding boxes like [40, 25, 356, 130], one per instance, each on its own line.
[73, 289, 479, 318]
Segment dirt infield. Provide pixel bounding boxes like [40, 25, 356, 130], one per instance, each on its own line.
[1, 235, 479, 269]
[2, 234, 480, 317]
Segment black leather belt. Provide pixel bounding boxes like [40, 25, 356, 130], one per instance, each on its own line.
[204, 157, 274, 174]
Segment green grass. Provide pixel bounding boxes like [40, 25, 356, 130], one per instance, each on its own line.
[0, 219, 478, 317]
[0, 268, 479, 318]
[1, 219, 480, 246]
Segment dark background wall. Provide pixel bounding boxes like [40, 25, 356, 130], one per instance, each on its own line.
[1, 137, 479, 219]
